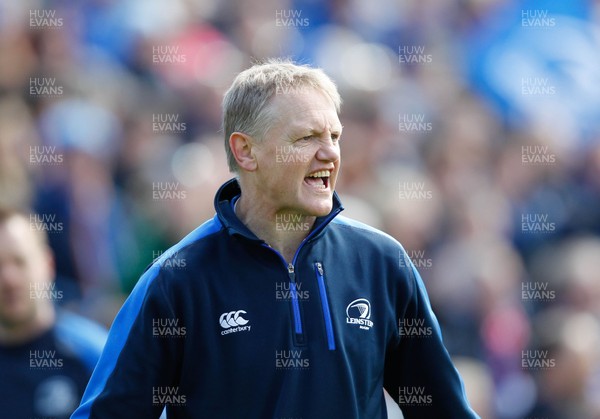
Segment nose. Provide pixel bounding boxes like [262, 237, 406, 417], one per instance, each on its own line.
[316, 136, 340, 163]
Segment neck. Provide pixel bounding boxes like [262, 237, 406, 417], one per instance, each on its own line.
[0, 303, 55, 346]
[235, 196, 316, 263]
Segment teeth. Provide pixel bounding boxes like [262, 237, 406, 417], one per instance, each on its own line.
[307, 170, 330, 178]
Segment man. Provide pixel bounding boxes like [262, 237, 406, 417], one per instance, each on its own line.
[0, 209, 107, 418]
[72, 59, 479, 418]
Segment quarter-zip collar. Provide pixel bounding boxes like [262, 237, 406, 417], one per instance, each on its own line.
[214, 178, 344, 242]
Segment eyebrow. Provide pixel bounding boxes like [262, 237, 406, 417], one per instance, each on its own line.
[300, 125, 343, 136]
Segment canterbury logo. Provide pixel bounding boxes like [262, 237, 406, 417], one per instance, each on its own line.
[346, 298, 373, 330]
[219, 310, 251, 335]
[219, 310, 249, 328]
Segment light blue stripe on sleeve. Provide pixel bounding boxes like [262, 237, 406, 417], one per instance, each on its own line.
[71, 216, 221, 418]
[55, 310, 108, 373]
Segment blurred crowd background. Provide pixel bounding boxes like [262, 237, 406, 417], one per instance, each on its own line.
[1, 0, 599, 417]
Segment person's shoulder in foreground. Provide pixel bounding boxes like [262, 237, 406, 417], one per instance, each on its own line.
[71, 58, 480, 419]
[0, 208, 107, 419]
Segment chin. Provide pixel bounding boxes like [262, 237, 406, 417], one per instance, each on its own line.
[307, 202, 333, 217]
[295, 192, 333, 217]
[0, 311, 29, 328]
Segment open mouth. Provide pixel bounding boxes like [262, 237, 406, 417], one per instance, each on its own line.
[304, 170, 330, 190]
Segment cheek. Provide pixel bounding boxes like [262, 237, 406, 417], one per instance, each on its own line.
[0, 263, 27, 287]
[27, 257, 52, 286]
[331, 166, 340, 181]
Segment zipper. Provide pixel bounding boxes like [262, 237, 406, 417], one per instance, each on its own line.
[262, 245, 306, 345]
[287, 263, 303, 337]
[260, 209, 341, 346]
[315, 262, 336, 350]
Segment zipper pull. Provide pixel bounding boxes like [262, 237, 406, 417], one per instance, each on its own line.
[316, 262, 323, 276]
[288, 263, 295, 282]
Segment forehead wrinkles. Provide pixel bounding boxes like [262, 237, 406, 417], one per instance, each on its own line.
[291, 111, 340, 135]
[271, 88, 337, 119]
[270, 99, 340, 137]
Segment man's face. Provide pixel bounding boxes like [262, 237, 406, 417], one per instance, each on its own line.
[0, 216, 52, 329]
[251, 88, 342, 217]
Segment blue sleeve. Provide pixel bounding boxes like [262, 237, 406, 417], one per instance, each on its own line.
[384, 261, 480, 418]
[71, 264, 180, 419]
[71, 217, 220, 419]
[55, 309, 108, 373]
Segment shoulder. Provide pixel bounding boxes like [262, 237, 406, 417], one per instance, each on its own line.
[153, 215, 223, 266]
[54, 309, 108, 372]
[148, 215, 224, 279]
[329, 215, 417, 294]
[329, 215, 414, 273]
[125, 215, 226, 301]
[154, 215, 224, 266]
[330, 215, 405, 251]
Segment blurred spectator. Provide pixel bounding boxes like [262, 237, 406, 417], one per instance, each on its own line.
[526, 308, 600, 418]
[0, 209, 107, 419]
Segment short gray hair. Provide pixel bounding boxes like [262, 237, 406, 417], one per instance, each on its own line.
[222, 58, 341, 172]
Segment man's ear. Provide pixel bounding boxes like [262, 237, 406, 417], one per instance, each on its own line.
[229, 132, 258, 172]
